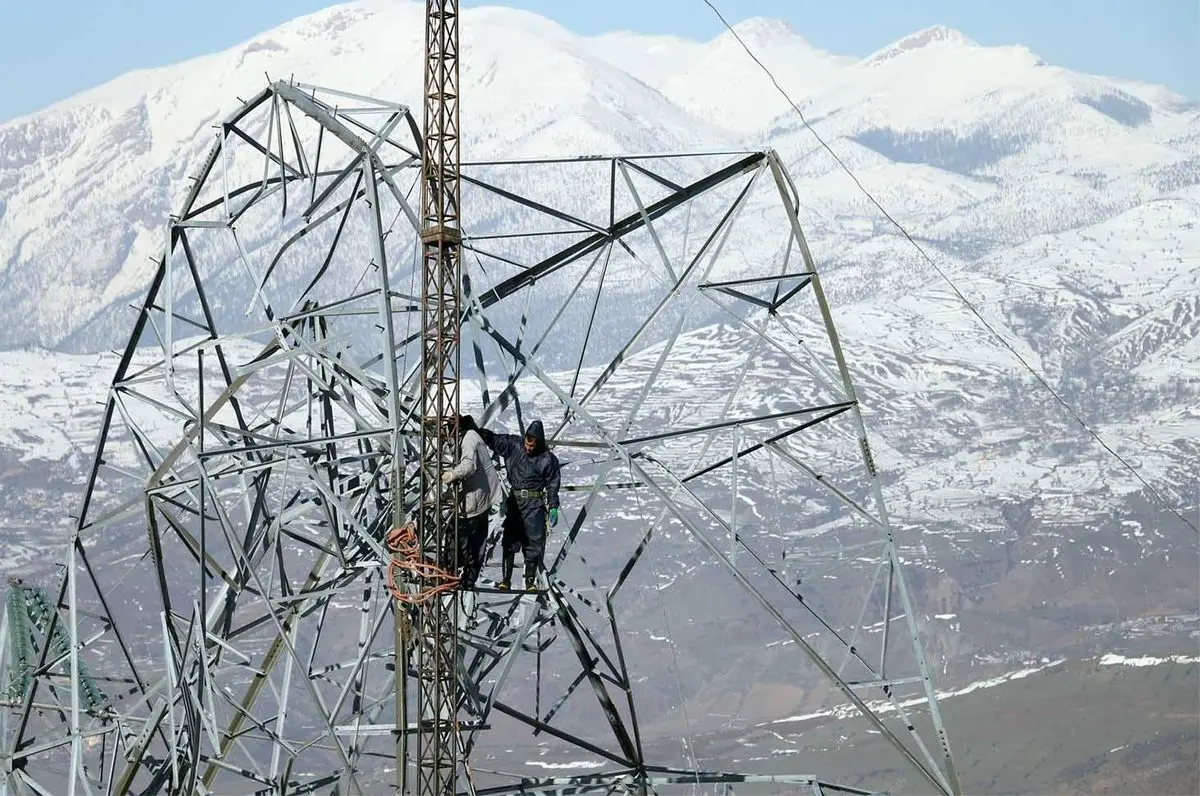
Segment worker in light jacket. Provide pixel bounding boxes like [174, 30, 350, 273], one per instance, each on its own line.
[478, 419, 560, 591]
[440, 414, 501, 590]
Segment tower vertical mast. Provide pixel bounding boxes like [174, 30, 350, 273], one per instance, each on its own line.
[414, 1, 462, 795]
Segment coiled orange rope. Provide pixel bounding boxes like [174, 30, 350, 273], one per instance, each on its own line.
[386, 523, 460, 604]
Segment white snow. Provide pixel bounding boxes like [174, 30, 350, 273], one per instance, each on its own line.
[1, 0, 1196, 353]
[771, 659, 1067, 725]
[1098, 652, 1200, 668]
[0, 1, 1196, 587]
[524, 759, 604, 770]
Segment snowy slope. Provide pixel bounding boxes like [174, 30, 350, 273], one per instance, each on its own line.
[0, 0, 736, 351]
[1, 2, 1197, 351]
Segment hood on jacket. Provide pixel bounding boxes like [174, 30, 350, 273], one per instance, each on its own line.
[523, 420, 548, 455]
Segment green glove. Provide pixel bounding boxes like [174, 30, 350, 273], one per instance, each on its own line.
[549, 508, 559, 528]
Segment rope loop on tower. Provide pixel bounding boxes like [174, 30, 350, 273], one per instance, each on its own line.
[386, 522, 460, 603]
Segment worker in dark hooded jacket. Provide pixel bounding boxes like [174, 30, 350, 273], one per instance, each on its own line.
[478, 419, 560, 591]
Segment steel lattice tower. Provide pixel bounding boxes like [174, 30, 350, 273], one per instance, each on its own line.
[414, 2, 464, 796]
[0, 43, 964, 796]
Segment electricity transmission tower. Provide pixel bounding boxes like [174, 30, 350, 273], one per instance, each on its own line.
[414, 2, 464, 795]
[0, 8, 963, 796]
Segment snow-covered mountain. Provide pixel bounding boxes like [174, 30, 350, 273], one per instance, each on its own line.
[1, 0, 1198, 702]
[1, 1, 1197, 350]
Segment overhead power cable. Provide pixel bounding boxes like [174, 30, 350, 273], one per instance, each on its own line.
[700, 0, 1198, 534]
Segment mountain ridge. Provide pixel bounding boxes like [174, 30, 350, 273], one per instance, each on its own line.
[2, 1, 1196, 351]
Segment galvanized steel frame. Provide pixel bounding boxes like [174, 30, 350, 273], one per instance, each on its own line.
[0, 81, 960, 796]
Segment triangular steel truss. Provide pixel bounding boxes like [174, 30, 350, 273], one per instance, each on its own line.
[0, 82, 961, 796]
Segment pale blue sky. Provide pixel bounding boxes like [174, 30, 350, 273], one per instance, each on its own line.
[2, 0, 1196, 122]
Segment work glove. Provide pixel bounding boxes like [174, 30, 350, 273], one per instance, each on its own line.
[440, 471, 455, 486]
[548, 508, 559, 528]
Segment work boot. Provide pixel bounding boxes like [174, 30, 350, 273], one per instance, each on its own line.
[460, 590, 477, 630]
[498, 551, 514, 591]
[524, 575, 536, 592]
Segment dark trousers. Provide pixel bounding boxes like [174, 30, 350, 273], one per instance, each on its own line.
[501, 494, 547, 580]
[458, 512, 489, 589]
